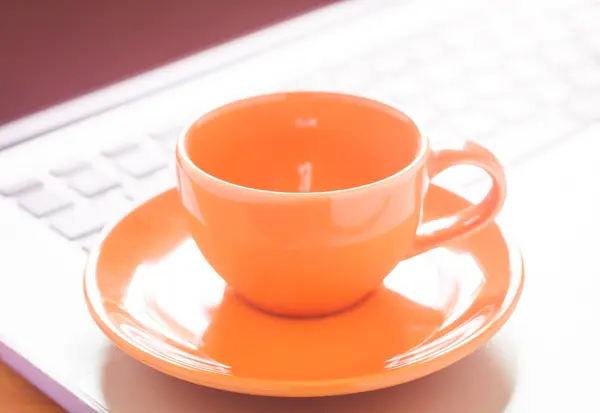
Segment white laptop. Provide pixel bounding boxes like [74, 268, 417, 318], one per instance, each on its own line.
[1, 0, 600, 411]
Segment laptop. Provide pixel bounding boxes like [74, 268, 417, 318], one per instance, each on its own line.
[1, 0, 599, 411]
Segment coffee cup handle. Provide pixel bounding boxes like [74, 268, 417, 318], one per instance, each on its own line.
[410, 141, 507, 257]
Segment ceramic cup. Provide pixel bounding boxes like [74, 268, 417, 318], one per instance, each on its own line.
[176, 91, 506, 317]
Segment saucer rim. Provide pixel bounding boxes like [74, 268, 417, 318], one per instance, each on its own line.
[83, 187, 524, 397]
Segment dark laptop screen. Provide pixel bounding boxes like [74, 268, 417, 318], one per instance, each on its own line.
[0, 0, 338, 126]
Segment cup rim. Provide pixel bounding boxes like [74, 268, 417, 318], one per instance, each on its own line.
[176, 91, 429, 198]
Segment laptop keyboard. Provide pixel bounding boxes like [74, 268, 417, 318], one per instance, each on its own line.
[1, 0, 599, 253]
[0, 130, 179, 251]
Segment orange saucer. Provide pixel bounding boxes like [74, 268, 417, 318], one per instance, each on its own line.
[84, 185, 523, 397]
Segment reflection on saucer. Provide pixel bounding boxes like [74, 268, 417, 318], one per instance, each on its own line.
[114, 235, 493, 382]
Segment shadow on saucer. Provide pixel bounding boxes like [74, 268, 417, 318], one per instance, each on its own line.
[101, 343, 516, 413]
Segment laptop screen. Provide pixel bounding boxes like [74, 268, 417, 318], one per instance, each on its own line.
[0, 0, 338, 126]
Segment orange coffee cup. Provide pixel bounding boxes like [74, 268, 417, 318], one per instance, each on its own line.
[176, 91, 506, 317]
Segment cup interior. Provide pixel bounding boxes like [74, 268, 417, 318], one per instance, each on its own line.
[182, 92, 422, 193]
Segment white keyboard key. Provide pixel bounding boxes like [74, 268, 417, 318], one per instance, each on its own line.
[125, 168, 176, 201]
[67, 168, 120, 197]
[100, 140, 140, 158]
[115, 147, 167, 179]
[18, 188, 73, 218]
[49, 160, 91, 177]
[0, 177, 42, 197]
[50, 191, 132, 240]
